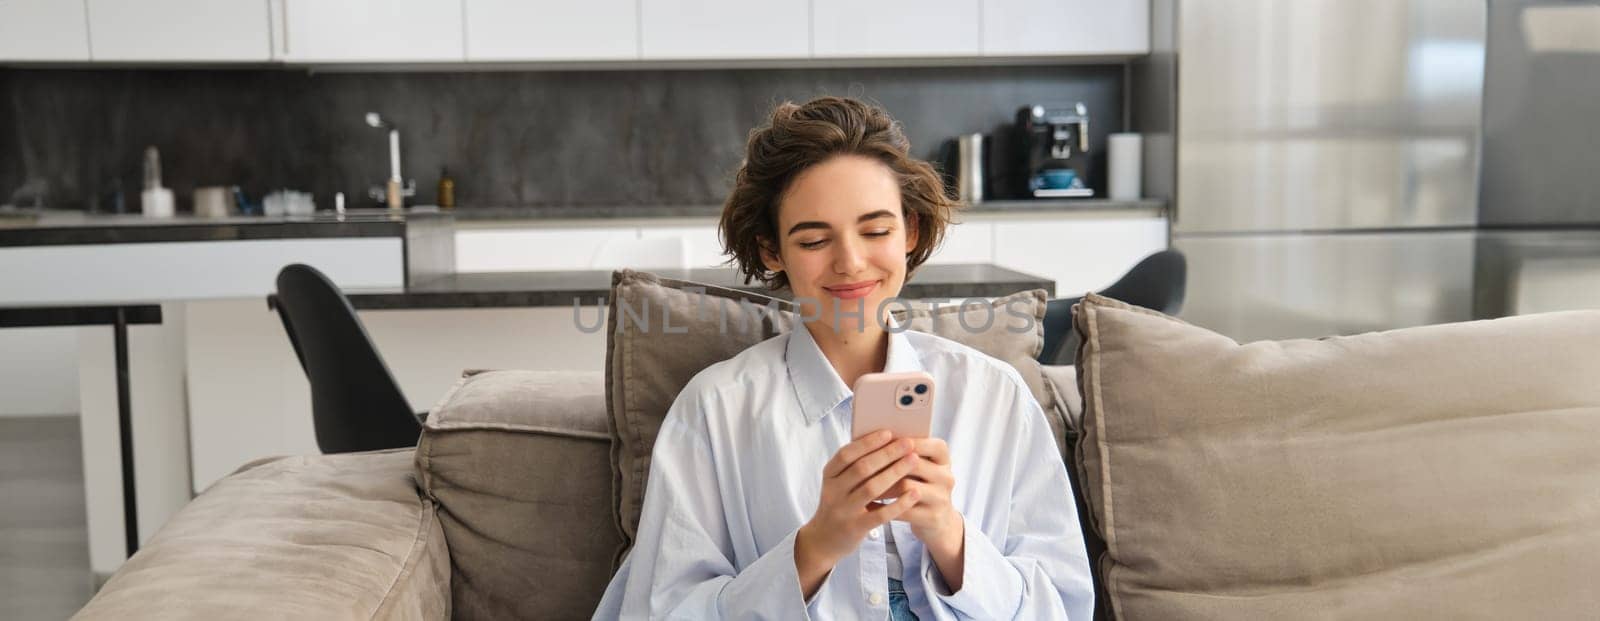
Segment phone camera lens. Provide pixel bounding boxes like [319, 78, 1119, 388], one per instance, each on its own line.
[914, 384, 928, 394]
[899, 395, 914, 406]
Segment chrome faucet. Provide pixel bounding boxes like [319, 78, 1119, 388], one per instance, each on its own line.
[365, 112, 415, 210]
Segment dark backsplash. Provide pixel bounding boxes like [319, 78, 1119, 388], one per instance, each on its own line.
[0, 64, 1124, 212]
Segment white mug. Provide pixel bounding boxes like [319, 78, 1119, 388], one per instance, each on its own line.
[193, 186, 231, 218]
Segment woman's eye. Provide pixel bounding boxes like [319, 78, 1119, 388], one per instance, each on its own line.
[864, 229, 891, 238]
[798, 239, 827, 249]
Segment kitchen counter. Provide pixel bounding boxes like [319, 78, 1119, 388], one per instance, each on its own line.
[444, 198, 1165, 222]
[0, 209, 423, 247]
[0, 211, 436, 306]
[0, 197, 1166, 246]
[270, 263, 1055, 310]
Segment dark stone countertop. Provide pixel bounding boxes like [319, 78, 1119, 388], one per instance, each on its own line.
[0, 304, 164, 328]
[445, 199, 1165, 221]
[0, 198, 1165, 246]
[0, 210, 425, 246]
[279, 263, 1054, 310]
[0, 199, 1158, 248]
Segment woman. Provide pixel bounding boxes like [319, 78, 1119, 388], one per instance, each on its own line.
[595, 97, 1092, 620]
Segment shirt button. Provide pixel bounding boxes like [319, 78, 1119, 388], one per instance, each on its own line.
[869, 592, 885, 606]
[868, 528, 882, 540]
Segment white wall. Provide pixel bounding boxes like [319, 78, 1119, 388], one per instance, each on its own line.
[185, 299, 610, 491]
[0, 330, 80, 417]
[78, 310, 191, 575]
[0, 236, 405, 417]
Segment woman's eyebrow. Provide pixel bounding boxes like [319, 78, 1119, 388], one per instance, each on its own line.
[785, 210, 897, 237]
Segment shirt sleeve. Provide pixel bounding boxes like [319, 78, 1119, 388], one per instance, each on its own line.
[592, 386, 825, 621]
[919, 373, 1096, 620]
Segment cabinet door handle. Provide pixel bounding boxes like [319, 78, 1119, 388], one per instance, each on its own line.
[279, 0, 290, 57]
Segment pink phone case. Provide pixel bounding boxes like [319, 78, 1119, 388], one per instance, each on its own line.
[851, 371, 935, 440]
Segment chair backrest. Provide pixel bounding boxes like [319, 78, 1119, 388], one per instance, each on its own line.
[274, 263, 420, 453]
[1038, 250, 1188, 365]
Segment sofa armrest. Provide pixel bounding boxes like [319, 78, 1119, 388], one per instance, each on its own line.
[422, 368, 609, 437]
[417, 369, 620, 619]
[74, 449, 449, 621]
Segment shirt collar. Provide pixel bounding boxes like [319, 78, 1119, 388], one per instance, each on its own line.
[786, 317, 925, 426]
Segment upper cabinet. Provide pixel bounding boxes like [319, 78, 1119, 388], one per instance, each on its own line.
[642, 0, 808, 60]
[3, 0, 1150, 65]
[87, 0, 273, 61]
[0, 0, 91, 61]
[813, 0, 980, 58]
[466, 0, 638, 61]
[982, 0, 1149, 56]
[280, 0, 465, 62]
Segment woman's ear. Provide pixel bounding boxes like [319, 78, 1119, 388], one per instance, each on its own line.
[759, 237, 784, 274]
[904, 211, 920, 253]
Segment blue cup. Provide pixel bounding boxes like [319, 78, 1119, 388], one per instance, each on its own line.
[1030, 168, 1079, 190]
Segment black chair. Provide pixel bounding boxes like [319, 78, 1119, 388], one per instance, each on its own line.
[273, 263, 422, 454]
[1037, 250, 1188, 365]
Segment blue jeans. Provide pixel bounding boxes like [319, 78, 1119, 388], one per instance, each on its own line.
[888, 578, 919, 620]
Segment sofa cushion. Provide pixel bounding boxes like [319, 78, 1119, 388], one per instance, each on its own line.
[1073, 292, 1600, 618]
[891, 291, 1054, 417]
[604, 268, 1053, 556]
[416, 370, 620, 620]
[75, 449, 448, 621]
[604, 270, 793, 559]
[1038, 364, 1081, 462]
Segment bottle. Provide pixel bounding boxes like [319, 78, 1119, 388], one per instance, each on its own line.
[956, 133, 985, 205]
[140, 146, 175, 218]
[437, 166, 456, 210]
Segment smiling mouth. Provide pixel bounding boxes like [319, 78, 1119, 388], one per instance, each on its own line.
[823, 280, 880, 300]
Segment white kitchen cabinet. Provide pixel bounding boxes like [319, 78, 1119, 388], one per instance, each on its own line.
[641, 0, 808, 60]
[455, 226, 644, 272]
[0, 0, 91, 61]
[0, 239, 403, 306]
[925, 220, 993, 265]
[87, 0, 272, 61]
[465, 0, 637, 61]
[982, 0, 1149, 56]
[639, 223, 728, 269]
[813, 0, 979, 58]
[280, 0, 464, 62]
[991, 215, 1167, 297]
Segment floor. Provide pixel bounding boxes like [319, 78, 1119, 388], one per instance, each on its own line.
[0, 416, 94, 620]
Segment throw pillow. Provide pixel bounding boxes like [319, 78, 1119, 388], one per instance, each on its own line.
[1073, 292, 1600, 618]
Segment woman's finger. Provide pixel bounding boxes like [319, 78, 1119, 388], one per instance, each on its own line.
[875, 478, 914, 501]
[863, 489, 921, 527]
[835, 439, 914, 490]
[907, 459, 953, 488]
[849, 452, 918, 505]
[824, 430, 896, 478]
[911, 437, 950, 465]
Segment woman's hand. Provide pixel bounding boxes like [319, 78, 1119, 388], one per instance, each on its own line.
[794, 430, 923, 599]
[881, 438, 966, 591]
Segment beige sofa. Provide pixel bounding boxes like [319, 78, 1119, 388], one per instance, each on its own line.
[73, 278, 1600, 620]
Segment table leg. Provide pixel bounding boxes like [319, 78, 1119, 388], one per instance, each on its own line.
[113, 309, 139, 557]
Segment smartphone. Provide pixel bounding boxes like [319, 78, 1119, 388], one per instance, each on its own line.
[851, 371, 935, 440]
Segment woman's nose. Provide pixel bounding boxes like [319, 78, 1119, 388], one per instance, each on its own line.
[833, 235, 867, 275]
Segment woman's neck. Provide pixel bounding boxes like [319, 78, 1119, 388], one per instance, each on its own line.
[805, 320, 888, 390]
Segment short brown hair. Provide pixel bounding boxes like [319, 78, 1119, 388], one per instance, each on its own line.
[719, 96, 958, 290]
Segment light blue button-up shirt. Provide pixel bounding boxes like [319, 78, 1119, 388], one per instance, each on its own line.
[593, 322, 1094, 620]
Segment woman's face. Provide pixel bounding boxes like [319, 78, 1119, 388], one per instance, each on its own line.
[762, 154, 917, 336]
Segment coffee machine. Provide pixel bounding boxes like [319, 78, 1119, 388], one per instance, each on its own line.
[1016, 103, 1093, 198]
